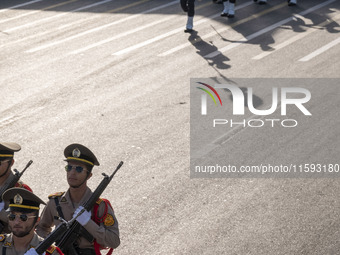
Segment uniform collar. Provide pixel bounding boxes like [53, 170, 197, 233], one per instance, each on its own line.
[3, 233, 41, 248]
[63, 187, 92, 205]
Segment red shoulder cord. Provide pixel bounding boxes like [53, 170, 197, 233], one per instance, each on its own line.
[14, 182, 33, 192]
[45, 246, 64, 255]
[55, 247, 64, 255]
[92, 199, 114, 255]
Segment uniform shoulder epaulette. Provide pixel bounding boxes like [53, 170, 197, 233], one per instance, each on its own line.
[0, 234, 5, 242]
[96, 198, 103, 205]
[48, 192, 65, 199]
[45, 245, 56, 255]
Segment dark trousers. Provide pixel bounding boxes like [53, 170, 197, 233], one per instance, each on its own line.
[180, 0, 195, 17]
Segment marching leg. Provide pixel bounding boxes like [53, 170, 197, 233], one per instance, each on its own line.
[228, 0, 235, 18]
[183, 0, 195, 33]
[185, 16, 194, 32]
[221, 1, 229, 17]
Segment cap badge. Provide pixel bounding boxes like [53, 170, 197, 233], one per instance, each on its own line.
[72, 148, 81, 158]
[14, 194, 23, 205]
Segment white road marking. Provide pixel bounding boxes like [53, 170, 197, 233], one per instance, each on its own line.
[4, 0, 113, 33]
[111, 2, 252, 56]
[252, 13, 340, 60]
[204, 0, 336, 59]
[298, 36, 340, 62]
[158, 2, 286, 57]
[25, 1, 179, 54]
[0, 0, 43, 14]
[0, 10, 41, 24]
[70, 15, 175, 55]
[0, 0, 77, 25]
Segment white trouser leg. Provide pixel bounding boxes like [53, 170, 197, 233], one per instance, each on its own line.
[186, 16, 193, 30]
[228, 3, 235, 15]
[223, 1, 229, 13]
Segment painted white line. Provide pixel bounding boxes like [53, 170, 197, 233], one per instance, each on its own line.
[57, 0, 152, 30]
[70, 15, 174, 55]
[4, 0, 112, 33]
[25, 1, 179, 53]
[299, 36, 340, 61]
[0, 10, 40, 24]
[253, 13, 340, 60]
[0, 30, 52, 49]
[111, 1, 252, 56]
[204, 0, 336, 59]
[158, 2, 286, 57]
[70, 1, 179, 54]
[0, 0, 77, 25]
[0, 0, 43, 14]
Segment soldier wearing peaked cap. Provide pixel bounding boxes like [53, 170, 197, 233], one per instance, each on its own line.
[36, 144, 120, 255]
[0, 188, 62, 255]
[0, 143, 32, 234]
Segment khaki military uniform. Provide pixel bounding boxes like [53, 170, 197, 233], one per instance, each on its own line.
[0, 233, 60, 255]
[36, 187, 120, 252]
[0, 173, 32, 234]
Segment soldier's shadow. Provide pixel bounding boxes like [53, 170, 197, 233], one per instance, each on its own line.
[282, 7, 340, 34]
[214, 2, 340, 52]
[188, 30, 231, 70]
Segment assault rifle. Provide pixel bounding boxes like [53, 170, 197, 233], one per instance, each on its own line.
[0, 160, 33, 232]
[34, 213, 82, 254]
[55, 161, 124, 255]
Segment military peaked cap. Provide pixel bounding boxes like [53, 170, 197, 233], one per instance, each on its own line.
[64, 143, 100, 167]
[0, 142, 21, 159]
[2, 188, 46, 213]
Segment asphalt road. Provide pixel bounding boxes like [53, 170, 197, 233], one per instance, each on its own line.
[0, 0, 339, 254]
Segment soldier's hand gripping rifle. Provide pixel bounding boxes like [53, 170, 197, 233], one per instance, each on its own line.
[0, 160, 33, 232]
[34, 210, 86, 255]
[55, 161, 123, 255]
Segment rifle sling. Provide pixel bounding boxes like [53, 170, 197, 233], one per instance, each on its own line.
[54, 197, 65, 220]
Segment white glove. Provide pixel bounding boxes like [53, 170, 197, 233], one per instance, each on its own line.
[0, 201, 4, 211]
[24, 248, 45, 255]
[73, 206, 91, 226]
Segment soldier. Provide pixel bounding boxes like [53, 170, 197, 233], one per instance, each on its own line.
[221, 0, 236, 18]
[180, 0, 195, 33]
[36, 144, 120, 255]
[0, 187, 61, 255]
[0, 143, 32, 234]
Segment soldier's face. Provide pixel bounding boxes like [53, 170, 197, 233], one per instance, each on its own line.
[0, 159, 12, 176]
[66, 162, 91, 187]
[8, 211, 38, 237]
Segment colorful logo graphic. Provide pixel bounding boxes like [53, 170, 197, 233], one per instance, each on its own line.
[196, 82, 222, 115]
[197, 82, 312, 116]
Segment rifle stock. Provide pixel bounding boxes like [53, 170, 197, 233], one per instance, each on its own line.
[55, 161, 123, 253]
